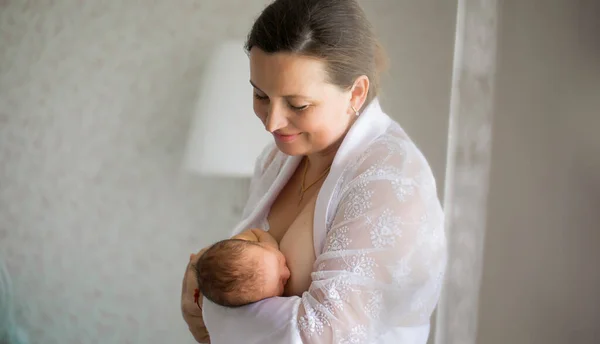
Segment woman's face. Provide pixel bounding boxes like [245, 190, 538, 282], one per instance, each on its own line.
[249, 47, 356, 157]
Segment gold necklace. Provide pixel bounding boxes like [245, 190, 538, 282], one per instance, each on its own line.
[299, 158, 331, 204]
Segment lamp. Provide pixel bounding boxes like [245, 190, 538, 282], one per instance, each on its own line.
[183, 41, 271, 178]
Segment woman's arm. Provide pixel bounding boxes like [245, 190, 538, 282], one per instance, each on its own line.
[201, 143, 447, 344]
[181, 143, 277, 342]
[181, 251, 210, 343]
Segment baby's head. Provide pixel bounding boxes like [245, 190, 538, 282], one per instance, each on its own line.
[195, 239, 290, 307]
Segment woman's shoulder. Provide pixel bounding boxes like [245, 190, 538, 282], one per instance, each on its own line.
[329, 120, 443, 227]
[345, 121, 434, 178]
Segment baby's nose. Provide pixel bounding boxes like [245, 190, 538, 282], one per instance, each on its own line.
[282, 266, 291, 281]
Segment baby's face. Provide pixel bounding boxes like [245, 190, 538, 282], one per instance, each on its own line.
[248, 243, 291, 298]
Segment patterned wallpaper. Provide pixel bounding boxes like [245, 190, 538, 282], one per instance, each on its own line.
[0, 1, 454, 343]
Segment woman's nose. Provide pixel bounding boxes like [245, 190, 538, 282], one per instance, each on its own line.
[265, 105, 287, 133]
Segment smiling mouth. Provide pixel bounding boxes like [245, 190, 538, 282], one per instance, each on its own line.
[273, 132, 300, 143]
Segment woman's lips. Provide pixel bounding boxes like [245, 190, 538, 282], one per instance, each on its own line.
[273, 132, 300, 143]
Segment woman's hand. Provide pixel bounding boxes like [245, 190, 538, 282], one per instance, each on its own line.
[181, 249, 210, 343]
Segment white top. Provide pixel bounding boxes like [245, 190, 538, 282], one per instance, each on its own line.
[202, 99, 447, 344]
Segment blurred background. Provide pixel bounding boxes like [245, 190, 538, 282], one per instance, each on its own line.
[0, 0, 598, 343]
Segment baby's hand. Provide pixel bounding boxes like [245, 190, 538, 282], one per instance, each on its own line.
[251, 228, 279, 249]
[232, 228, 278, 249]
[232, 228, 261, 242]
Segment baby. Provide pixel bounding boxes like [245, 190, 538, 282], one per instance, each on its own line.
[194, 228, 291, 308]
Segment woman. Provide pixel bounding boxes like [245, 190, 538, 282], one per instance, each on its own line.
[181, 0, 447, 343]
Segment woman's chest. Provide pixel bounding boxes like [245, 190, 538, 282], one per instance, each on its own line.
[266, 185, 319, 296]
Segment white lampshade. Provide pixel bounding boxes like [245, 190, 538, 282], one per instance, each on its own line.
[183, 41, 272, 178]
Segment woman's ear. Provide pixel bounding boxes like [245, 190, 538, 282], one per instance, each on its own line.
[350, 75, 370, 112]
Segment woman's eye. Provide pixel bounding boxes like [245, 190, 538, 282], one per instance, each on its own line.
[290, 104, 309, 111]
[253, 93, 268, 100]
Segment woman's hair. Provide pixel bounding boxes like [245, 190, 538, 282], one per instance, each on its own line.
[194, 239, 264, 308]
[245, 0, 388, 108]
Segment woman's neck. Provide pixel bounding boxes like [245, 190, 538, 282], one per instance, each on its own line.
[305, 112, 359, 174]
[305, 152, 335, 175]
[305, 117, 357, 173]
[305, 138, 341, 174]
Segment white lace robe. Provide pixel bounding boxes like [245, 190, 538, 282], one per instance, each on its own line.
[201, 99, 447, 344]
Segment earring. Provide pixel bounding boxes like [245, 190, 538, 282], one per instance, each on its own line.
[351, 105, 359, 116]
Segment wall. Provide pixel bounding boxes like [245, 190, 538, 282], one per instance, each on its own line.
[0, 1, 455, 343]
[478, 0, 600, 343]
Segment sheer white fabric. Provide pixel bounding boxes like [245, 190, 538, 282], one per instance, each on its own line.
[201, 100, 447, 344]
